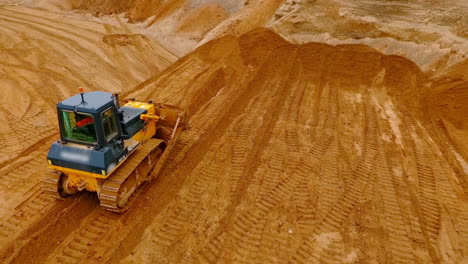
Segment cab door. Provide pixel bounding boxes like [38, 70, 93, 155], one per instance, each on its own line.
[101, 107, 126, 163]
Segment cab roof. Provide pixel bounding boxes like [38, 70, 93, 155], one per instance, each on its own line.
[58, 91, 114, 114]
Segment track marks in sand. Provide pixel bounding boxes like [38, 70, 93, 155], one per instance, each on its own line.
[122, 45, 301, 263]
[0, 188, 55, 246]
[289, 103, 379, 264]
[46, 211, 120, 264]
[197, 52, 336, 264]
[407, 117, 441, 242]
[431, 119, 468, 194]
[374, 143, 415, 263]
[209, 48, 306, 262]
[9, 34, 289, 264]
[118, 30, 468, 264]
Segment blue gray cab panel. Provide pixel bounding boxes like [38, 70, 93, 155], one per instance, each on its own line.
[50, 91, 146, 176]
[47, 141, 128, 175]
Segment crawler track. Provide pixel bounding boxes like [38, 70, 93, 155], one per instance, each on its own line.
[99, 139, 165, 212]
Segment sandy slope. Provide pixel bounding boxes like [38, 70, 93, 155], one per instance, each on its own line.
[121, 29, 468, 264]
[0, 1, 467, 264]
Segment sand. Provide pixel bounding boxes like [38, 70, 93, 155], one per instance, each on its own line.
[0, 1, 467, 264]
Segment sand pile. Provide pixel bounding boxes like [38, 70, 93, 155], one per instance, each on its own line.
[108, 28, 465, 263]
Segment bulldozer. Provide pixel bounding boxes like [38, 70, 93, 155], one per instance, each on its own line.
[43, 90, 188, 212]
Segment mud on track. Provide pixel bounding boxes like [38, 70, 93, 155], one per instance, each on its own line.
[0, 7, 467, 264]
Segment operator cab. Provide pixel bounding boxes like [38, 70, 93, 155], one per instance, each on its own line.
[48, 91, 147, 176]
[48, 91, 151, 176]
[57, 91, 121, 147]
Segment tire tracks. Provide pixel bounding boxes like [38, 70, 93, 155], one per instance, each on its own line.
[404, 114, 442, 243]
[197, 68, 339, 263]
[289, 102, 379, 264]
[46, 211, 120, 264]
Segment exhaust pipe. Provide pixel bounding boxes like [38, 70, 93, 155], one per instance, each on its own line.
[113, 93, 120, 109]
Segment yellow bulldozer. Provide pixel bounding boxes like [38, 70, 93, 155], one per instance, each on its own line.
[43, 90, 188, 212]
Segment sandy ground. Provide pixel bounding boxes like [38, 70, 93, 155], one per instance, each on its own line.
[0, 1, 467, 264]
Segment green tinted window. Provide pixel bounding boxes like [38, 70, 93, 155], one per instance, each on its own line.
[102, 108, 118, 142]
[61, 111, 97, 143]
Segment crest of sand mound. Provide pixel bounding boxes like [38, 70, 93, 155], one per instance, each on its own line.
[131, 27, 425, 109]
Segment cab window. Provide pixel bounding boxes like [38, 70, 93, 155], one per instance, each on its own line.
[102, 108, 118, 142]
[61, 111, 97, 143]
